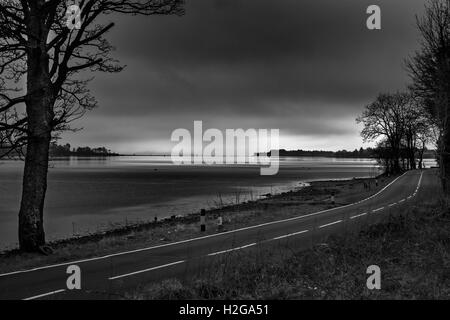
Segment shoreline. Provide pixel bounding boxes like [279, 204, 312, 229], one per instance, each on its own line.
[0, 174, 382, 252]
[0, 173, 393, 273]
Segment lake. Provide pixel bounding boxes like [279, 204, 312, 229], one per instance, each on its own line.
[0, 156, 434, 249]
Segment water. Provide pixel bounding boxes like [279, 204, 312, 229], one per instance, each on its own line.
[0, 156, 398, 249]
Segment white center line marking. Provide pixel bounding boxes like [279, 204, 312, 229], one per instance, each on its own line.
[373, 207, 384, 212]
[207, 243, 257, 256]
[273, 230, 309, 240]
[318, 220, 342, 229]
[109, 260, 186, 280]
[399, 199, 405, 203]
[23, 289, 66, 300]
[350, 212, 367, 219]
[388, 203, 397, 207]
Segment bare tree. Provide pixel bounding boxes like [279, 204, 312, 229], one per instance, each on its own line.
[406, 0, 450, 192]
[0, 0, 184, 251]
[358, 92, 434, 174]
[373, 139, 393, 174]
[402, 97, 431, 170]
[357, 92, 411, 174]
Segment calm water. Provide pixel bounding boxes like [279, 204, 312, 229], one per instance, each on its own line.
[0, 156, 424, 249]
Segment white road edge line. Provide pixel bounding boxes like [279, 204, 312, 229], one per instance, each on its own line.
[109, 260, 186, 280]
[23, 289, 66, 300]
[373, 207, 384, 212]
[318, 220, 342, 229]
[350, 212, 367, 219]
[388, 203, 397, 207]
[399, 199, 405, 203]
[273, 230, 309, 240]
[207, 243, 257, 257]
[0, 171, 411, 278]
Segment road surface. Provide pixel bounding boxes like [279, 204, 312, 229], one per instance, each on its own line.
[0, 169, 428, 300]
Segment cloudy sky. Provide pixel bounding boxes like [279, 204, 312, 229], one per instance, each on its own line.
[61, 0, 426, 154]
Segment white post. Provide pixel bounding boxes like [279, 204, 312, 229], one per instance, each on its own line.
[200, 209, 206, 232]
[217, 215, 223, 232]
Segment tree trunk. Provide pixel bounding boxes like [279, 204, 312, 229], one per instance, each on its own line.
[410, 154, 416, 170]
[18, 132, 51, 251]
[19, 86, 53, 251]
[410, 140, 416, 170]
[441, 98, 450, 195]
[19, 4, 54, 251]
[392, 153, 401, 174]
[418, 151, 423, 169]
[442, 132, 450, 195]
[19, 88, 54, 251]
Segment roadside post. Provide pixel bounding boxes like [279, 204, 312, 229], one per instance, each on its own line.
[217, 215, 224, 232]
[200, 209, 206, 232]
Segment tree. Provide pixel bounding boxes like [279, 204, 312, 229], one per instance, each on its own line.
[357, 92, 411, 174]
[406, 0, 450, 192]
[402, 96, 431, 170]
[358, 92, 433, 174]
[373, 139, 393, 173]
[0, 0, 184, 251]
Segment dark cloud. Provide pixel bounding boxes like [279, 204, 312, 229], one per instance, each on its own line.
[63, 0, 426, 153]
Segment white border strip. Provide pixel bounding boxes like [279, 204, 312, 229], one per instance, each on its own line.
[350, 212, 367, 219]
[108, 260, 186, 280]
[23, 289, 66, 300]
[207, 243, 257, 257]
[272, 229, 309, 240]
[318, 220, 342, 229]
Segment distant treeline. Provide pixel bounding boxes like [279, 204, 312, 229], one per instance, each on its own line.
[270, 148, 375, 158]
[259, 148, 436, 159]
[49, 143, 119, 157]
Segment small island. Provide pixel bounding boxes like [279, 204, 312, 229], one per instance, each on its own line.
[49, 143, 119, 157]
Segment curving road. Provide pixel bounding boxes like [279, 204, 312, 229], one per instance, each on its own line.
[0, 169, 428, 300]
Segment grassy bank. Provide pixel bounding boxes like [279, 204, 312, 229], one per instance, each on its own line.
[127, 171, 450, 299]
[0, 174, 393, 274]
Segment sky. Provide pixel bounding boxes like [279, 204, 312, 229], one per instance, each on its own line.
[60, 0, 426, 154]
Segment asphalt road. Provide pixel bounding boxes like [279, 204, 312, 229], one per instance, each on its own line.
[0, 169, 427, 300]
